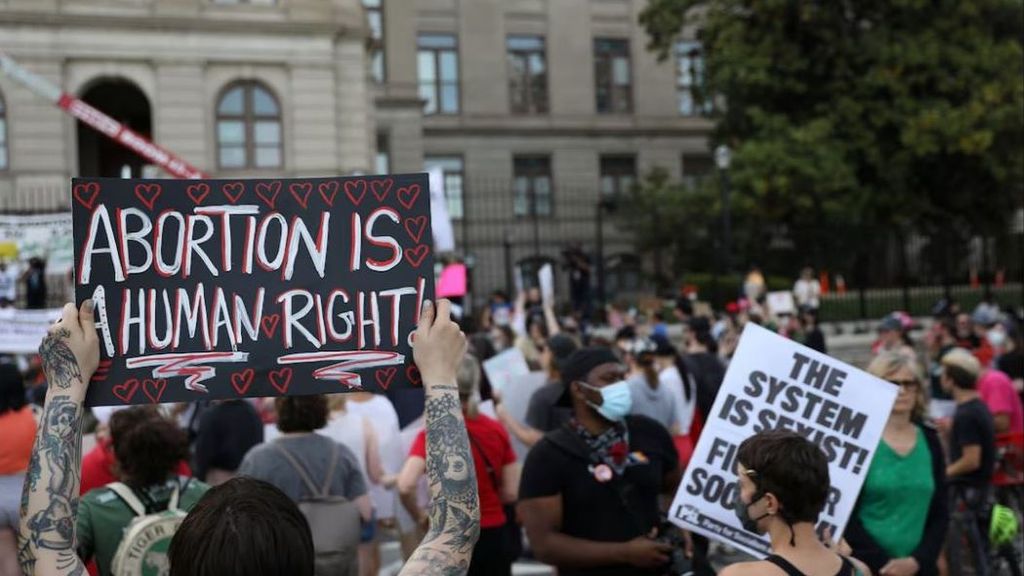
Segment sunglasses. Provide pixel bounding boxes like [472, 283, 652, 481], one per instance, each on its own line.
[888, 379, 920, 390]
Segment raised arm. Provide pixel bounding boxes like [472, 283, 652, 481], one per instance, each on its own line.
[399, 300, 481, 576]
[19, 301, 99, 576]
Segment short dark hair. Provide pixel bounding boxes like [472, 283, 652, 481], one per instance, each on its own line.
[275, 395, 328, 433]
[112, 409, 189, 489]
[736, 430, 830, 524]
[0, 363, 26, 415]
[943, 365, 977, 390]
[169, 477, 314, 576]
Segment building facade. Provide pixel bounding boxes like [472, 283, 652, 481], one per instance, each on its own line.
[0, 0, 712, 304]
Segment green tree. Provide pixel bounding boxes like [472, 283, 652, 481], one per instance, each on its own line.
[640, 0, 1024, 271]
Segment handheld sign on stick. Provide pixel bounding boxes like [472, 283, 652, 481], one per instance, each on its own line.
[668, 323, 897, 557]
[72, 175, 435, 406]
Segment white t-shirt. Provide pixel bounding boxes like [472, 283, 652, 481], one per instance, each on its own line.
[793, 278, 821, 309]
[346, 395, 403, 518]
[658, 365, 696, 435]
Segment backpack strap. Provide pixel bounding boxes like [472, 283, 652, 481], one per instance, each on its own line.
[108, 482, 147, 517]
[320, 443, 340, 496]
[272, 442, 327, 498]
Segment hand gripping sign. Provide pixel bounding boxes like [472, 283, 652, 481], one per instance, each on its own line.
[72, 175, 435, 406]
[668, 324, 898, 557]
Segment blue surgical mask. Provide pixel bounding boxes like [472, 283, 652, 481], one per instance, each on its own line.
[579, 380, 633, 422]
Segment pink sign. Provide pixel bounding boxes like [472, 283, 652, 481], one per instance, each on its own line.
[437, 263, 467, 298]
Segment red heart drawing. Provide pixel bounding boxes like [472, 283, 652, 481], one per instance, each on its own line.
[255, 181, 282, 209]
[112, 379, 139, 403]
[231, 369, 255, 395]
[406, 364, 422, 387]
[73, 183, 101, 209]
[376, 367, 397, 390]
[319, 181, 340, 206]
[261, 314, 280, 338]
[289, 182, 313, 209]
[404, 216, 428, 243]
[371, 178, 393, 202]
[269, 368, 293, 394]
[142, 378, 167, 404]
[404, 244, 430, 268]
[222, 182, 245, 203]
[186, 183, 210, 205]
[344, 180, 367, 206]
[397, 185, 420, 210]
[134, 183, 162, 210]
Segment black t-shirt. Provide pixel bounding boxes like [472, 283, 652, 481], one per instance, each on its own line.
[949, 398, 996, 488]
[194, 400, 264, 480]
[524, 381, 572, 432]
[684, 353, 727, 422]
[518, 416, 679, 576]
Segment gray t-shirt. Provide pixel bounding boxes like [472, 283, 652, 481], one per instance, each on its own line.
[238, 433, 367, 502]
[628, 373, 679, 431]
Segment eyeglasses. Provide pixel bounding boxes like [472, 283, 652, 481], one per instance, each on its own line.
[888, 379, 920, 390]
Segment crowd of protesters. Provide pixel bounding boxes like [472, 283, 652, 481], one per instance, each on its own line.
[1, 263, 1022, 576]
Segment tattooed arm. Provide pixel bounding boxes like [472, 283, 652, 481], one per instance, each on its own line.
[399, 300, 481, 576]
[19, 301, 99, 576]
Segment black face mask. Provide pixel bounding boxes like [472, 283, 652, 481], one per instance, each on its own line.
[733, 490, 770, 534]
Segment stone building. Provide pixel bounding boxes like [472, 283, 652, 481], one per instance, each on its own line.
[0, 0, 712, 304]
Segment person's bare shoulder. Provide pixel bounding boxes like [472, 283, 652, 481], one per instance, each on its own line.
[719, 560, 786, 576]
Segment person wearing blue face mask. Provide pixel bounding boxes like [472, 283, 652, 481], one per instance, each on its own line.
[518, 347, 701, 576]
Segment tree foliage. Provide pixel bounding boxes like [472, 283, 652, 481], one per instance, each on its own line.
[639, 0, 1024, 247]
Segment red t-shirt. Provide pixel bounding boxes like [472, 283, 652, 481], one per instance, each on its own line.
[80, 438, 192, 495]
[410, 413, 515, 529]
[0, 407, 36, 474]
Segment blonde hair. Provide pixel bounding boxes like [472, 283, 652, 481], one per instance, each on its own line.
[866, 351, 928, 421]
[457, 354, 482, 418]
[326, 393, 347, 412]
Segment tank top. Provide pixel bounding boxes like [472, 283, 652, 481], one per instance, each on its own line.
[765, 554, 858, 576]
[320, 411, 368, 480]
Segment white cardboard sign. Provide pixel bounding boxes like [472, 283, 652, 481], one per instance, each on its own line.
[668, 324, 897, 557]
[766, 290, 796, 315]
[482, 347, 532, 394]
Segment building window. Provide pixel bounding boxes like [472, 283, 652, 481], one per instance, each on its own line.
[594, 38, 632, 114]
[513, 156, 552, 217]
[418, 34, 459, 115]
[216, 82, 282, 169]
[425, 156, 464, 219]
[676, 40, 710, 117]
[600, 155, 636, 197]
[375, 133, 390, 174]
[0, 91, 7, 170]
[364, 0, 385, 83]
[507, 36, 548, 114]
[681, 154, 714, 188]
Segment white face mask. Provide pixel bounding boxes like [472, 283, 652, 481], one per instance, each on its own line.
[987, 328, 1007, 348]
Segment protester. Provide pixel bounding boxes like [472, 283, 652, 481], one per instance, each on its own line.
[719, 430, 871, 576]
[495, 333, 578, 447]
[976, 367, 1024, 434]
[846, 352, 948, 576]
[0, 363, 34, 576]
[518, 346, 688, 576]
[994, 320, 1024, 405]
[192, 399, 263, 486]
[238, 393, 371, 574]
[626, 337, 680, 433]
[798, 308, 827, 354]
[0, 261, 17, 307]
[681, 319, 727, 427]
[399, 353, 518, 576]
[481, 290, 513, 330]
[76, 408, 209, 576]
[344, 389, 404, 575]
[743, 265, 766, 303]
[651, 334, 697, 439]
[321, 394, 387, 576]
[926, 315, 958, 400]
[874, 313, 917, 363]
[793, 267, 821, 312]
[19, 299, 480, 576]
[21, 257, 48, 309]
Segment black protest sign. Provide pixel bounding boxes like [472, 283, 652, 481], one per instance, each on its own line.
[72, 175, 434, 406]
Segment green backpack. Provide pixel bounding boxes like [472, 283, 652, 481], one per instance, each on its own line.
[108, 482, 187, 576]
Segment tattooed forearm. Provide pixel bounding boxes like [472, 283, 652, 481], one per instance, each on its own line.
[18, 393, 87, 576]
[38, 329, 83, 390]
[399, 386, 480, 575]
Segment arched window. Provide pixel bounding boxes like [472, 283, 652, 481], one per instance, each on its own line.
[0, 90, 8, 170]
[216, 82, 282, 169]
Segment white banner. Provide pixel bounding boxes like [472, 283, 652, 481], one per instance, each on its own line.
[0, 213, 74, 273]
[0, 307, 62, 353]
[668, 323, 897, 557]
